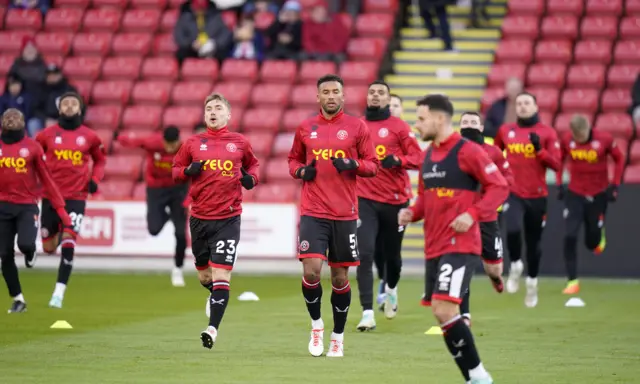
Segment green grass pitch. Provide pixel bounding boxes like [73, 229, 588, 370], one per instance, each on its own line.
[0, 271, 638, 383]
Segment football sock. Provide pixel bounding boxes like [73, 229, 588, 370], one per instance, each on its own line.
[459, 290, 470, 317]
[208, 280, 230, 329]
[57, 239, 75, 286]
[331, 280, 351, 334]
[302, 277, 322, 321]
[201, 281, 214, 293]
[444, 335, 470, 381]
[563, 236, 579, 281]
[1, 256, 22, 297]
[356, 258, 373, 311]
[386, 262, 401, 289]
[506, 231, 522, 262]
[442, 315, 484, 378]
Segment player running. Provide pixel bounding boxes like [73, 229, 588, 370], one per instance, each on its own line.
[36, 92, 106, 309]
[399, 95, 508, 384]
[172, 93, 259, 349]
[0, 109, 72, 313]
[115, 126, 188, 287]
[494, 92, 561, 308]
[555, 114, 624, 295]
[355, 81, 421, 331]
[288, 74, 378, 357]
[389, 93, 404, 118]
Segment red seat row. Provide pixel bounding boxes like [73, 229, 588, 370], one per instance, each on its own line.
[502, 15, 640, 40]
[508, 0, 640, 16]
[494, 39, 640, 64]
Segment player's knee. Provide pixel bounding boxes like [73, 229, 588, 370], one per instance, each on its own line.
[584, 233, 600, 250]
[303, 270, 320, 283]
[42, 239, 57, 254]
[212, 268, 231, 282]
[431, 300, 459, 323]
[330, 275, 348, 288]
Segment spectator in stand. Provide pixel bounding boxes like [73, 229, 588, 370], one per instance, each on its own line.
[174, 0, 233, 66]
[629, 73, 640, 126]
[483, 77, 523, 138]
[34, 64, 78, 129]
[9, 0, 49, 16]
[265, 1, 302, 60]
[245, 0, 279, 14]
[418, 0, 455, 52]
[301, 0, 349, 64]
[327, 0, 360, 19]
[0, 75, 40, 137]
[230, 13, 266, 61]
[9, 37, 47, 96]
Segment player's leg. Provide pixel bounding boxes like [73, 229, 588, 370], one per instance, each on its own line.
[522, 197, 548, 308]
[373, 240, 386, 309]
[39, 199, 60, 257]
[298, 216, 330, 356]
[480, 221, 505, 293]
[189, 217, 214, 317]
[146, 187, 171, 237]
[459, 289, 471, 326]
[378, 202, 407, 320]
[584, 192, 608, 255]
[168, 185, 189, 287]
[504, 195, 525, 293]
[562, 191, 584, 294]
[355, 198, 379, 331]
[326, 219, 359, 357]
[0, 204, 25, 313]
[15, 204, 39, 273]
[431, 254, 493, 383]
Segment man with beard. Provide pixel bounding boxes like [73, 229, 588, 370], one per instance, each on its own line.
[36, 92, 106, 309]
[0, 108, 71, 313]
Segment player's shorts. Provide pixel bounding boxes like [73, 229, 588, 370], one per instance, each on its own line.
[297, 215, 360, 267]
[190, 215, 241, 271]
[40, 199, 86, 239]
[421, 253, 478, 306]
[480, 221, 504, 264]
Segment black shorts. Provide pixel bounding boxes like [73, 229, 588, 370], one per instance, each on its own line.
[422, 253, 478, 306]
[298, 215, 360, 267]
[564, 190, 608, 238]
[190, 215, 241, 271]
[0, 202, 39, 253]
[480, 220, 504, 264]
[40, 199, 86, 239]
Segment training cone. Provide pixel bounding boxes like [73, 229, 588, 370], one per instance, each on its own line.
[50, 320, 73, 329]
[238, 291, 259, 302]
[565, 297, 586, 307]
[424, 326, 443, 335]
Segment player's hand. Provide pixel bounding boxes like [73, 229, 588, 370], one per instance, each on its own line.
[184, 161, 203, 177]
[296, 159, 317, 181]
[381, 155, 402, 169]
[239, 168, 255, 190]
[331, 157, 359, 172]
[450, 212, 474, 233]
[88, 180, 98, 194]
[607, 184, 618, 202]
[557, 185, 565, 200]
[529, 132, 541, 152]
[398, 208, 413, 226]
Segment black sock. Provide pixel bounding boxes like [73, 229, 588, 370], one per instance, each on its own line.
[302, 277, 322, 321]
[57, 240, 75, 285]
[1, 255, 22, 297]
[442, 316, 482, 374]
[331, 280, 351, 334]
[507, 231, 522, 262]
[563, 236, 578, 281]
[444, 336, 471, 381]
[459, 290, 470, 317]
[201, 281, 214, 293]
[175, 235, 186, 268]
[385, 257, 402, 289]
[208, 280, 230, 329]
[356, 259, 373, 311]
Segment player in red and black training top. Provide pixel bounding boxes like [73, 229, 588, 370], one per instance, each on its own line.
[35, 92, 106, 309]
[0, 109, 72, 313]
[354, 81, 421, 331]
[172, 93, 259, 350]
[288, 74, 378, 357]
[494, 92, 561, 308]
[398, 95, 508, 384]
[555, 114, 625, 295]
[115, 126, 188, 288]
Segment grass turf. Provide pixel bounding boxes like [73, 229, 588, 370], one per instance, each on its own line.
[0, 271, 638, 383]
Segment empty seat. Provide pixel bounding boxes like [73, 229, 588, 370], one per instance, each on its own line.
[132, 182, 146, 200]
[272, 132, 295, 157]
[111, 33, 153, 56]
[547, 0, 583, 14]
[538, 111, 554, 126]
[290, 84, 318, 108]
[627, 0, 640, 14]
[35, 32, 73, 56]
[480, 87, 505, 113]
[162, 107, 202, 131]
[213, 82, 252, 107]
[561, 89, 599, 113]
[585, 0, 623, 15]
[94, 129, 115, 152]
[104, 155, 144, 180]
[566, 64, 606, 88]
[355, 13, 394, 37]
[282, 109, 313, 132]
[44, 9, 84, 32]
[5, 9, 43, 30]
[495, 40, 534, 63]
[220, 59, 259, 81]
[130, 0, 168, 8]
[347, 37, 385, 60]
[99, 180, 136, 199]
[541, 16, 578, 40]
[242, 108, 284, 132]
[620, 17, 640, 39]
[243, 132, 274, 157]
[170, 81, 214, 105]
[624, 164, 640, 184]
[345, 86, 368, 113]
[0, 55, 15, 77]
[227, 108, 244, 131]
[82, 9, 122, 32]
[527, 63, 567, 88]
[250, 84, 291, 107]
[122, 106, 163, 131]
[581, 16, 618, 39]
[487, 63, 527, 86]
[72, 32, 113, 56]
[92, 80, 133, 105]
[152, 33, 176, 56]
[121, 9, 161, 33]
[614, 40, 640, 63]
[299, 61, 337, 83]
[180, 58, 219, 81]
[501, 16, 540, 39]
[141, 57, 178, 80]
[56, 0, 90, 8]
[256, 183, 299, 202]
[363, 0, 399, 13]
[101, 56, 143, 80]
[594, 113, 634, 139]
[601, 89, 631, 112]
[554, 113, 583, 133]
[574, 40, 612, 63]
[131, 81, 173, 105]
[607, 64, 640, 88]
[259, 60, 298, 84]
[160, 9, 178, 32]
[508, 0, 545, 15]
[528, 88, 560, 113]
[264, 157, 292, 182]
[73, 80, 94, 101]
[84, 105, 122, 130]
[629, 141, 640, 164]
[63, 56, 103, 80]
[339, 61, 378, 84]
[535, 40, 573, 63]
[0, 31, 36, 54]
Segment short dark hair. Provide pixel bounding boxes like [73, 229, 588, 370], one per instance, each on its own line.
[317, 74, 344, 89]
[461, 111, 482, 121]
[163, 126, 180, 142]
[416, 94, 454, 116]
[516, 92, 537, 103]
[390, 93, 402, 102]
[368, 80, 390, 93]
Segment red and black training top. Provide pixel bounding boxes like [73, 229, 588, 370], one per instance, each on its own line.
[479, 142, 514, 222]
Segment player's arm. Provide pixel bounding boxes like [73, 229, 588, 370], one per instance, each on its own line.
[33, 145, 72, 227]
[241, 139, 260, 186]
[608, 138, 625, 186]
[35, 131, 48, 152]
[354, 120, 378, 177]
[536, 129, 562, 171]
[288, 126, 307, 179]
[493, 124, 506, 150]
[396, 122, 422, 170]
[555, 138, 567, 186]
[408, 169, 425, 222]
[172, 141, 193, 182]
[115, 132, 151, 150]
[493, 149, 514, 186]
[89, 135, 107, 183]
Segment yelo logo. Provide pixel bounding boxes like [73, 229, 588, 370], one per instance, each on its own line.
[54, 149, 83, 166]
[506, 143, 536, 158]
[375, 145, 387, 160]
[0, 157, 27, 173]
[312, 149, 346, 160]
[153, 160, 172, 171]
[202, 159, 234, 177]
[570, 149, 598, 163]
[429, 187, 454, 198]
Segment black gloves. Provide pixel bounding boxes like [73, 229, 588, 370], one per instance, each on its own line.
[296, 159, 317, 181]
[331, 157, 358, 172]
[557, 185, 565, 200]
[88, 180, 98, 194]
[381, 155, 402, 169]
[240, 168, 255, 190]
[607, 184, 618, 202]
[184, 161, 203, 177]
[529, 132, 541, 152]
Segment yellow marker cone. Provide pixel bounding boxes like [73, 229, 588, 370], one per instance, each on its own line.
[424, 326, 442, 335]
[50, 320, 73, 329]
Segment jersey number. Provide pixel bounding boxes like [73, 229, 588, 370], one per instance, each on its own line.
[349, 233, 359, 259]
[437, 263, 466, 297]
[215, 240, 236, 255]
[69, 212, 84, 233]
[494, 237, 504, 259]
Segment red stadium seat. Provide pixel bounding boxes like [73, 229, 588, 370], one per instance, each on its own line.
[355, 13, 394, 37]
[480, 87, 505, 113]
[72, 32, 113, 56]
[44, 9, 84, 32]
[56, 0, 90, 8]
[34, 33, 73, 56]
[256, 183, 299, 202]
[259, 60, 298, 84]
[152, 33, 176, 56]
[272, 132, 295, 157]
[98, 180, 136, 199]
[160, 9, 178, 32]
[627, 0, 640, 14]
[0, 55, 14, 77]
[508, 0, 545, 15]
[121, 9, 161, 33]
[131, 81, 173, 105]
[337, 13, 353, 32]
[122, 106, 163, 131]
[613, 40, 640, 63]
[363, 0, 399, 13]
[101, 56, 143, 80]
[130, 0, 168, 8]
[141, 57, 178, 80]
[546, 0, 583, 14]
[607, 65, 640, 88]
[168, 0, 184, 8]
[0, 8, 4, 29]
[528, 88, 560, 113]
[227, 108, 244, 131]
[620, 17, 640, 39]
[243, 132, 274, 157]
[111, 33, 153, 56]
[345, 86, 368, 113]
[494, 40, 533, 63]
[585, 0, 623, 15]
[282, 109, 313, 132]
[347, 37, 385, 60]
[534, 40, 573, 63]
[82, 9, 122, 32]
[541, 16, 578, 40]
[501, 16, 540, 39]
[254, 11, 275, 30]
[601, 89, 632, 112]
[95, 129, 114, 152]
[624, 164, 640, 183]
[554, 113, 584, 134]
[213, 82, 252, 107]
[220, 59, 259, 81]
[594, 112, 634, 139]
[162, 106, 202, 131]
[63, 56, 103, 81]
[92, 80, 133, 105]
[299, 61, 337, 83]
[132, 182, 146, 200]
[242, 185, 259, 203]
[72, 80, 94, 101]
[242, 108, 284, 133]
[170, 81, 214, 105]
[339, 61, 378, 84]
[290, 84, 318, 108]
[0, 31, 35, 54]
[92, 0, 129, 8]
[487, 63, 527, 86]
[221, 11, 237, 29]
[561, 89, 599, 113]
[5, 9, 42, 30]
[538, 111, 554, 126]
[629, 141, 640, 164]
[104, 155, 144, 180]
[580, 16, 618, 39]
[84, 105, 122, 130]
[181, 58, 219, 81]
[527, 63, 567, 88]
[574, 40, 612, 63]
[250, 84, 291, 107]
[265, 157, 291, 182]
[566, 64, 606, 89]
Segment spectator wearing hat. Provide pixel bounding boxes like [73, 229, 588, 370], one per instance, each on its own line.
[265, 0, 303, 60]
[34, 64, 78, 128]
[0, 75, 41, 137]
[9, 37, 47, 96]
[300, 0, 349, 64]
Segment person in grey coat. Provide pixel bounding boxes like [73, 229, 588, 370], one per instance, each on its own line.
[173, 0, 233, 66]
